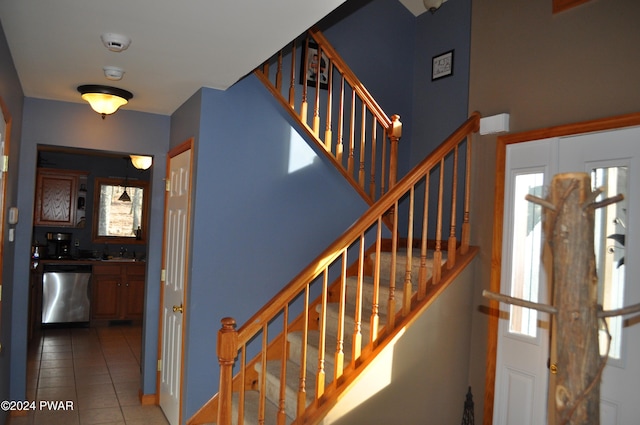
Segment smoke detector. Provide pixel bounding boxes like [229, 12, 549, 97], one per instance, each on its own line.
[103, 66, 125, 81]
[101, 33, 131, 52]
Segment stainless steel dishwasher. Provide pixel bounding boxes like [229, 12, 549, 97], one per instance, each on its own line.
[42, 264, 92, 324]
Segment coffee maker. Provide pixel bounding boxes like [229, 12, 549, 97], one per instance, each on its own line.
[46, 232, 72, 259]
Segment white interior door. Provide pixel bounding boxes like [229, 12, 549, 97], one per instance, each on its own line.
[495, 126, 640, 424]
[159, 145, 192, 425]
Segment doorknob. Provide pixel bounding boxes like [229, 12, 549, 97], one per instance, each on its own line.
[172, 304, 183, 313]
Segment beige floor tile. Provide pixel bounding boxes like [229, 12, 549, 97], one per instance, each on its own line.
[40, 358, 74, 369]
[24, 325, 162, 425]
[39, 367, 74, 379]
[41, 351, 73, 360]
[77, 392, 120, 409]
[78, 406, 124, 424]
[37, 385, 77, 401]
[33, 408, 79, 425]
[38, 375, 75, 389]
[121, 405, 168, 423]
[75, 373, 113, 387]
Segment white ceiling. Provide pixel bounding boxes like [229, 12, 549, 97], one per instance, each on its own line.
[0, 0, 427, 116]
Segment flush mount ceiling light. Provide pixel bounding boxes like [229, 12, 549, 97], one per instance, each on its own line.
[77, 85, 133, 119]
[423, 0, 449, 13]
[130, 155, 153, 170]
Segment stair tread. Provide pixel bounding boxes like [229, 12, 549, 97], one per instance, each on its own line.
[231, 390, 285, 425]
[255, 359, 317, 419]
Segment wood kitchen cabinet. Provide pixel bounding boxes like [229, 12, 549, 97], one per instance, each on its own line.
[34, 168, 88, 227]
[91, 263, 145, 323]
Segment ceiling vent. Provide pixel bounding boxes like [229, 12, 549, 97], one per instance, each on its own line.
[101, 33, 131, 52]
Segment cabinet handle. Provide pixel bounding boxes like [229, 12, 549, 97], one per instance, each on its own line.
[172, 304, 183, 314]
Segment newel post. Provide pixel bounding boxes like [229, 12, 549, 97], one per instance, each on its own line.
[217, 317, 238, 425]
[387, 114, 402, 190]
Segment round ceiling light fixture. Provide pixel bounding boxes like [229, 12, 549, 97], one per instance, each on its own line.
[77, 84, 133, 119]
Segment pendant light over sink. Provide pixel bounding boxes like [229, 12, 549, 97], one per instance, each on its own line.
[77, 84, 133, 119]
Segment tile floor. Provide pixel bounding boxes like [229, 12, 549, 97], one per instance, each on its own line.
[6, 324, 169, 425]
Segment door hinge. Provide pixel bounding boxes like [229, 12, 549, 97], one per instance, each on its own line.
[157, 359, 162, 372]
[1, 155, 8, 172]
[165, 179, 171, 192]
[160, 269, 166, 282]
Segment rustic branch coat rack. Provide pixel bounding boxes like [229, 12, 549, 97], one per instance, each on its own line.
[484, 172, 640, 425]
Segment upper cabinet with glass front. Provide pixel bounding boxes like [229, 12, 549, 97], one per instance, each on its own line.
[34, 168, 88, 227]
[92, 177, 149, 244]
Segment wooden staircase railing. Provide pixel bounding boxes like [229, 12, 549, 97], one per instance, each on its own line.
[188, 112, 481, 425]
[254, 27, 402, 205]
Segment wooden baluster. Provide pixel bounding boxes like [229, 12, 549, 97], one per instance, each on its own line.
[278, 306, 289, 425]
[358, 104, 366, 191]
[403, 187, 415, 316]
[347, 89, 356, 178]
[262, 62, 270, 79]
[387, 201, 399, 329]
[288, 41, 296, 108]
[217, 317, 238, 425]
[336, 77, 345, 164]
[387, 114, 402, 190]
[461, 135, 472, 254]
[312, 47, 321, 136]
[324, 63, 333, 152]
[370, 218, 382, 343]
[300, 38, 309, 125]
[297, 284, 310, 418]
[447, 145, 459, 269]
[369, 118, 377, 200]
[352, 234, 365, 361]
[259, 325, 268, 425]
[432, 158, 445, 285]
[238, 345, 246, 425]
[315, 269, 328, 399]
[418, 172, 430, 300]
[334, 250, 347, 381]
[275, 50, 283, 91]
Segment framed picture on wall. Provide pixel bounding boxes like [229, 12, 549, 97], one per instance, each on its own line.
[432, 49, 454, 80]
[300, 40, 329, 90]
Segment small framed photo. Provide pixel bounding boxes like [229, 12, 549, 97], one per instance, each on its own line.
[300, 40, 329, 90]
[432, 50, 454, 81]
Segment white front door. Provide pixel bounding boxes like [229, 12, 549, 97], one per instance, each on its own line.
[159, 142, 193, 425]
[495, 126, 640, 424]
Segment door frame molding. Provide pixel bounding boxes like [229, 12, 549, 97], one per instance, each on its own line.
[484, 111, 640, 424]
[156, 137, 194, 425]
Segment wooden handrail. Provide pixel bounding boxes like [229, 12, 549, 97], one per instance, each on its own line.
[235, 112, 479, 346]
[255, 27, 402, 204]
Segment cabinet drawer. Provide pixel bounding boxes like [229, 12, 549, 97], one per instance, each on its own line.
[92, 264, 122, 275]
[126, 264, 146, 276]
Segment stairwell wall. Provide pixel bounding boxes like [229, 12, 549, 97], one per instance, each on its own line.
[171, 77, 370, 420]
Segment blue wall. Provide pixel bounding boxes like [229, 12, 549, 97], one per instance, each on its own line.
[0, 18, 24, 425]
[411, 0, 472, 165]
[175, 76, 370, 418]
